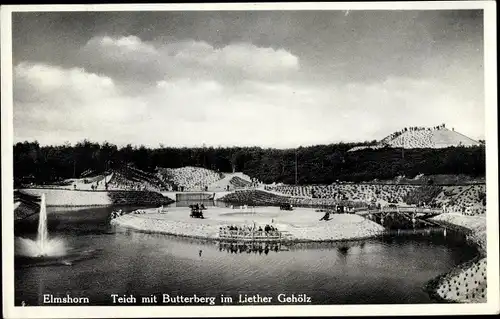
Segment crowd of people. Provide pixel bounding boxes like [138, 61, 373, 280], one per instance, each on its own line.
[385, 129, 434, 148]
[106, 173, 150, 191]
[221, 190, 305, 207]
[349, 123, 479, 152]
[221, 189, 367, 208]
[157, 166, 222, 191]
[222, 224, 278, 232]
[265, 184, 417, 204]
[219, 224, 281, 239]
[380, 124, 447, 145]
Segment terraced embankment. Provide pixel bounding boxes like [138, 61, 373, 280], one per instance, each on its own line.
[14, 190, 41, 221]
[218, 189, 366, 208]
[426, 213, 487, 303]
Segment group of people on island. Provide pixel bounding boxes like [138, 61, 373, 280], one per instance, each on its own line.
[222, 224, 279, 233]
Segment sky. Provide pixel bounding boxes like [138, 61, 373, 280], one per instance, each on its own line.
[12, 9, 485, 148]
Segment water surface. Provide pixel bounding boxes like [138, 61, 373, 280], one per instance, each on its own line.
[14, 205, 477, 306]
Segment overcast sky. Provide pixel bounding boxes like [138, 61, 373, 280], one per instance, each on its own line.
[12, 9, 485, 148]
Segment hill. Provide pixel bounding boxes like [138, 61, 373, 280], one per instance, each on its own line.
[349, 125, 480, 152]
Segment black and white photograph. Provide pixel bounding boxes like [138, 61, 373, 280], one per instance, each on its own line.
[1, 2, 498, 318]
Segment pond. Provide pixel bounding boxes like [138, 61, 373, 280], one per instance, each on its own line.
[14, 205, 477, 306]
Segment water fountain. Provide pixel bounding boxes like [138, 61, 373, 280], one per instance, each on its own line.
[37, 193, 48, 254]
[16, 194, 66, 259]
[15, 194, 100, 267]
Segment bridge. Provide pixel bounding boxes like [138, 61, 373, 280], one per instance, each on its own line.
[358, 206, 444, 225]
[359, 206, 449, 237]
[361, 206, 442, 217]
[373, 206, 443, 213]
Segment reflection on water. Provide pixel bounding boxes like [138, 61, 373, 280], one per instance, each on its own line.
[218, 241, 287, 254]
[14, 205, 479, 306]
[15, 248, 102, 268]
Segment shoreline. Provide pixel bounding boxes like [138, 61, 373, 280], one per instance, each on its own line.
[111, 207, 487, 304]
[110, 206, 386, 243]
[424, 213, 487, 303]
[112, 220, 384, 244]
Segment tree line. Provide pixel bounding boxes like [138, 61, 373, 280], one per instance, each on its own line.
[14, 140, 485, 186]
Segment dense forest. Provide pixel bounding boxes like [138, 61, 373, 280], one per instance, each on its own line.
[13, 140, 485, 186]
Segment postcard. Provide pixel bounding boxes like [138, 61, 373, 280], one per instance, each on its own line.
[1, 2, 498, 318]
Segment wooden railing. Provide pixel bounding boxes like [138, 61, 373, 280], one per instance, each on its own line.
[364, 207, 444, 217]
[380, 206, 443, 214]
[219, 229, 282, 241]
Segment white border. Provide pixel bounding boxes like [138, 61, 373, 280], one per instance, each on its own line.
[1, 2, 498, 318]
